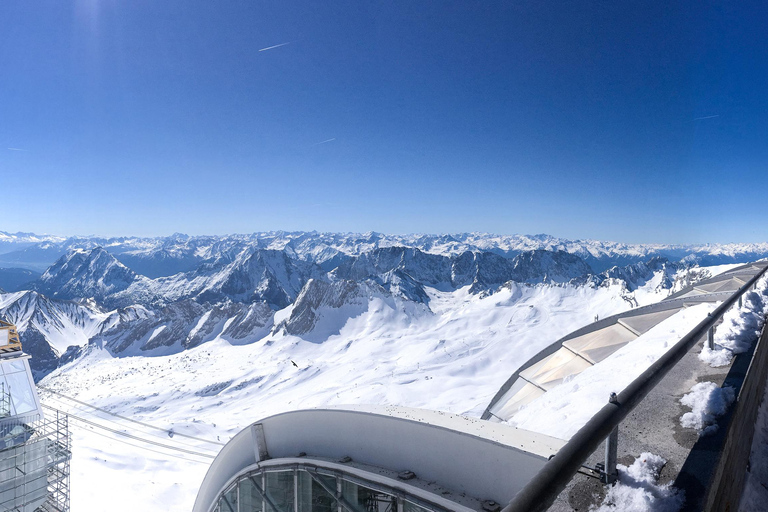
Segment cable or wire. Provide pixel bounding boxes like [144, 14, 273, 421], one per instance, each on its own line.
[41, 404, 216, 459]
[70, 417, 212, 465]
[40, 395, 219, 456]
[39, 385, 225, 446]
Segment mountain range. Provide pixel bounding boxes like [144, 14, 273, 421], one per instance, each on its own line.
[1, 230, 765, 378]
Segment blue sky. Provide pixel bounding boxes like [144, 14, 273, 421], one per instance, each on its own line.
[1, 1, 766, 243]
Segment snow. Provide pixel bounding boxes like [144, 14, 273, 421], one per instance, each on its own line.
[27, 263, 743, 511]
[509, 303, 716, 440]
[679, 382, 736, 436]
[40, 279, 662, 512]
[592, 452, 684, 512]
[700, 276, 768, 367]
[739, 379, 768, 511]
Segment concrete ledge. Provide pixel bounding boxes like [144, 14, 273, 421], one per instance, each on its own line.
[704, 317, 768, 511]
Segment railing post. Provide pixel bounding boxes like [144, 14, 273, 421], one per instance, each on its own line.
[603, 393, 619, 484]
[739, 295, 743, 308]
[707, 327, 715, 350]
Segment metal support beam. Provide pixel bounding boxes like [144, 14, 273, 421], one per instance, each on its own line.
[252, 423, 269, 462]
[602, 426, 618, 484]
[247, 475, 282, 512]
[307, 471, 366, 512]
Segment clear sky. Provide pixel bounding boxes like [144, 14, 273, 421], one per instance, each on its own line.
[1, 1, 766, 244]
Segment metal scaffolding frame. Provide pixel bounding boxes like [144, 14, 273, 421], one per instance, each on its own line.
[0, 409, 71, 512]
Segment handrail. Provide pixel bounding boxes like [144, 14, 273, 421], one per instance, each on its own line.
[501, 262, 768, 512]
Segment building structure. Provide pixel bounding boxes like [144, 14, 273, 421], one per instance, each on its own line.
[0, 319, 70, 512]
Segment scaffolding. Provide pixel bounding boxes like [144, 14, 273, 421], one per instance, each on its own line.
[0, 409, 71, 512]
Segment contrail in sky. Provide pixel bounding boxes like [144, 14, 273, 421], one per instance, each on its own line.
[258, 42, 291, 52]
[311, 138, 336, 146]
[6, 148, 28, 151]
[693, 115, 719, 121]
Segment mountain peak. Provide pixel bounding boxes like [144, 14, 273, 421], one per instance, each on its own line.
[35, 247, 139, 303]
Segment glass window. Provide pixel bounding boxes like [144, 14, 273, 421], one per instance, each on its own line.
[5, 371, 36, 415]
[265, 471, 294, 512]
[239, 476, 263, 512]
[297, 471, 335, 512]
[218, 484, 238, 512]
[403, 501, 432, 512]
[342, 481, 397, 512]
[1, 359, 26, 375]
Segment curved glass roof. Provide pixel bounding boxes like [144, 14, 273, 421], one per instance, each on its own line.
[482, 262, 768, 423]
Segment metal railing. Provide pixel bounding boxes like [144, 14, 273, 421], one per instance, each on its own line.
[501, 262, 768, 512]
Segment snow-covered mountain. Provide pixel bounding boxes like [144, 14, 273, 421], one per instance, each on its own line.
[3, 231, 768, 275]
[0, 230, 765, 383]
[4, 230, 755, 511]
[0, 291, 107, 378]
[34, 248, 148, 306]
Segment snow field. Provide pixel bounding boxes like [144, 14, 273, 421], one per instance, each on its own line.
[35, 265, 729, 511]
[41, 280, 657, 512]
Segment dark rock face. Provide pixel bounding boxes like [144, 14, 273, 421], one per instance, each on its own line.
[194, 248, 322, 309]
[596, 257, 680, 292]
[20, 327, 59, 381]
[279, 279, 379, 337]
[91, 300, 274, 354]
[509, 250, 592, 284]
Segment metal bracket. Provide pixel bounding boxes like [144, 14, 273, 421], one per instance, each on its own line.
[251, 423, 270, 462]
[577, 398, 619, 484]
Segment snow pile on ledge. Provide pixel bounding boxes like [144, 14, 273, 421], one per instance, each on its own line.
[700, 277, 768, 367]
[592, 452, 684, 512]
[680, 382, 736, 436]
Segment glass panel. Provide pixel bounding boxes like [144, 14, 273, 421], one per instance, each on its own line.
[219, 485, 238, 512]
[5, 371, 36, 415]
[342, 480, 397, 512]
[297, 471, 335, 512]
[403, 502, 432, 512]
[1, 359, 26, 375]
[265, 471, 294, 512]
[239, 476, 264, 512]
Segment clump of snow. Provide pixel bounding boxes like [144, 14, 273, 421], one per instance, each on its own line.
[680, 382, 735, 436]
[739, 380, 768, 511]
[592, 452, 684, 512]
[700, 277, 768, 367]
